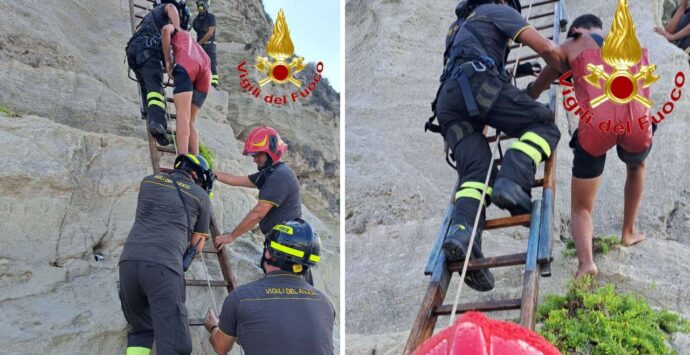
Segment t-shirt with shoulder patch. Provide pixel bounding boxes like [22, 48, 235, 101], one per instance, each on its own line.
[248, 163, 302, 234]
[451, 3, 530, 69]
[218, 271, 335, 355]
[119, 170, 212, 275]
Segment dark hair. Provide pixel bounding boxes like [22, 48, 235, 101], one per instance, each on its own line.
[567, 14, 603, 39]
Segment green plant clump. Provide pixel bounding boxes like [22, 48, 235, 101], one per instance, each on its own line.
[0, 104, 18, 117]
[164, 132, 216, 170]
[198, 143, 215, 170]
[537, 276, 690, 354]
[562, 235, 620, 258]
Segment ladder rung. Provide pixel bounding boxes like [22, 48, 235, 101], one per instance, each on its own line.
[534, 23, 554, 32]
[133, 3, 149, 10]
[485, 213, 530, 230]
[486, 134, 512, 143]
[186, 280, 228, 287]
[166, 97, 174, 103]
[533, 178, 544, 187]
[168, 113, 177, 120]
[188, 319, 204, 326]
[531, 0, 559, 7]
[433, 298, 522, 316]
[160, 167, 173, 173]
[528, 11, 555, 21]
[447, 252, 527, 272]
[156, 145, 176, 154]
[202, 246, 219, 254]
[506, 53, 540, 65]
[135, 13, 144, 20]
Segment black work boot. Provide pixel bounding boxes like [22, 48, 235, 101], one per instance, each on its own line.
[491, 177, 532, 215]
[148, 121, 170, 146]
[442, 222, 495, 292]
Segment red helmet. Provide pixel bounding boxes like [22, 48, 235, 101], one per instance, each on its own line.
[243, 126, 288, 163]
[412, 312, 560, 355]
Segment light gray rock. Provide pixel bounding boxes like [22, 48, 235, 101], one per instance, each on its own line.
[345, 0, 690, 353]
[0, 0, 340, 353]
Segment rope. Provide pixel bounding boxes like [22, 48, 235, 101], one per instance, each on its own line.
[448, 129, 501, 326]
[447, 0, 538, 326]
[199, 248, 220, 313]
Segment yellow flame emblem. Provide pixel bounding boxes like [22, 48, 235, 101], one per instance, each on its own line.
[584, 0, 659, 108]
[255, 9, 305, 88]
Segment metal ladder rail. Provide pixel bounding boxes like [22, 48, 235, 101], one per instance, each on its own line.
[403, 1, 565, 352]
[127, 0, 237, 326]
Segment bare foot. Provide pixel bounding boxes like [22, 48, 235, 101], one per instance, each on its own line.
[621, 230, 646, 246]
[654, 27, 673, 41]
[575, 261, 598, 279]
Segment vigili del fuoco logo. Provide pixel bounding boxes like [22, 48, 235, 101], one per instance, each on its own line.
[559, 0, 685, 134]
[236, 9, 325, 106]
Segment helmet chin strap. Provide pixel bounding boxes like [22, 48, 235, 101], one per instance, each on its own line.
[258, 156, 274, 171]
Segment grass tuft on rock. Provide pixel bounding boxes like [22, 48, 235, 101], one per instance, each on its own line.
[163, 133, 216, 170]
[0, 104, 19, 117]
[199, 143, 215, 170]
[562, 235, 619, 258]
[537, 276, 690, 354]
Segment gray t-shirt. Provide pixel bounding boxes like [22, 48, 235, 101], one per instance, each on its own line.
[248, 163, 302, 234]
[119, 170, 212, 275]
[451, 3, 530, 68]
[218, 271, 335, 355]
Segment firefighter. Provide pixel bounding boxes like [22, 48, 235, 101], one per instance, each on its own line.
[118, 154, 214, 355]
[125, 0, 189, 146]
[193, 0, 219, 87]
[430, 0, 566, 291]
[203, 219, 335, 355]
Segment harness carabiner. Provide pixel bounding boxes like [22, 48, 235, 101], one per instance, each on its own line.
[471, 60, 487, 72]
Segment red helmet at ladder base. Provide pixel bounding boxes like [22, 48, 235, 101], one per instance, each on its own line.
[412, 312, 561, 355]
[242, 126, 288, 164]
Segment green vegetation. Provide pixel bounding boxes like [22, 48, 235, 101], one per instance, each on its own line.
[163, 132, 215, 170]
[198, 143, 215, 170]
[562, 235, 620, 258]
[0, 104, 18, 117]
[537, 276, 690, 354]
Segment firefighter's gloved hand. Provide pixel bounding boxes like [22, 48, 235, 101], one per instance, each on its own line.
[204, 308, 219, 333]
[516, 62, 542, 77]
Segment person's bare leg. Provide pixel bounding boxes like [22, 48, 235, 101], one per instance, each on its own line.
[621, 162, 646, 246]
[189, 104, 200, 155]
[571, 176, 602, 278]
[173, 91, 193, 155]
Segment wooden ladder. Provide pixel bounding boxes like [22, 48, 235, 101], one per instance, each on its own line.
[127, 0, 237, 326]
[404, 1, 567, 353]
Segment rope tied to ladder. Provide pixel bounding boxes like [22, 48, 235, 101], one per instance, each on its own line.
[447, 0, 539, 326]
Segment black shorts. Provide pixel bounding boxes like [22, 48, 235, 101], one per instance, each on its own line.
[570, 128, 654, 179]
[172, 65, 208, 108]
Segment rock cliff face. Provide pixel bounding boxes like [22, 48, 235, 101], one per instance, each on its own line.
[0, 0, 339, 354]
[345, 0, 690, 354]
